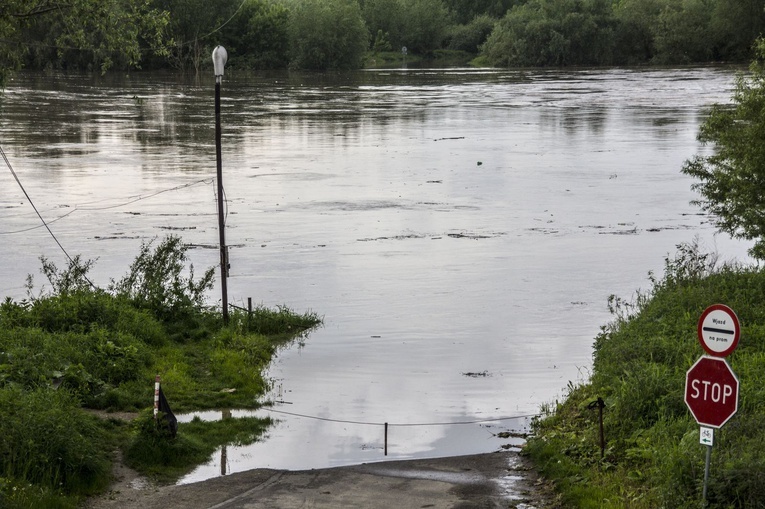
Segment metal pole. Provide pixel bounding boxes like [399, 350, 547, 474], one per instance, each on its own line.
[702, 444, 712, 505]
[384, 422, 388, 456]
[213, 46, 229, 324]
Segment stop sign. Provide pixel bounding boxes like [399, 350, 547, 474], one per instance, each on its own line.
[685, 356, 739, 428]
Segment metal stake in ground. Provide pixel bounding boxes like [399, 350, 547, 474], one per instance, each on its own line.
[213, 45, 229, 323]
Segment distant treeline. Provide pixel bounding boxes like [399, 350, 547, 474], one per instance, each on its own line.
[7, 0, 765, 73]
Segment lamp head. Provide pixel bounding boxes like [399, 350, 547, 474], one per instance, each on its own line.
[212, 46, 228, 77]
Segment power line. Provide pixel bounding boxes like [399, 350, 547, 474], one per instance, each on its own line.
[77, 178, 214, 211]
[1, 144, 79, 264]
[0, 178, 214, 234]
[261, 407, 539, 428]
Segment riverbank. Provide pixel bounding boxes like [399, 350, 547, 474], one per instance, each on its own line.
[524, 244, 765, 507]
[84, 451, 558, 509]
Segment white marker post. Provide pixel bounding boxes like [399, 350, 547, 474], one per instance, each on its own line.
[153, 375, 160, 420]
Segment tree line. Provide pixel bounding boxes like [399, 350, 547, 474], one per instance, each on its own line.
[1, 0, 764, 82]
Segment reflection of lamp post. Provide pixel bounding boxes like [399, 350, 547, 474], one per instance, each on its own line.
[213, 45, 229, 323]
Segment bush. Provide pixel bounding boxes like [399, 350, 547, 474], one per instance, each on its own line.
[447, 15, 496, 53]
[482, 0, 619, 67]
[288, 0, 369, 70]
[111, 235, 215, 334]
[0, 387, 111, 496]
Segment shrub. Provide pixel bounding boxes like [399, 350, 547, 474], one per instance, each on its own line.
[447, 15, 496, 53]
[111, 235, 215, 326]
[288, 0, 369, 70]
[0, 387, 111, 495]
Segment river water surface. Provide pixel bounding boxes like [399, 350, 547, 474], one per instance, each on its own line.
[0, 67, 752, 481]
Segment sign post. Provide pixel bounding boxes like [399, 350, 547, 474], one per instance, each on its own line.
[686, 304, 741, 505]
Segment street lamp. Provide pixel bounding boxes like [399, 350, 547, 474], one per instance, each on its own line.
[213, 45, 229, 323]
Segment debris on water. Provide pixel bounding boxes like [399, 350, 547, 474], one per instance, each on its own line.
[599, 228, 638, 235]
[477, 161, 483, 166]
[434, 136, 465, 141]
[463, 371, 491, 378]
[496, 431, 528, 439]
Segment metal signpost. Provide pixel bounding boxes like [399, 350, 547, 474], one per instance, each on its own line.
[213, 45, 229, 323]
[685, 304, 741, 505]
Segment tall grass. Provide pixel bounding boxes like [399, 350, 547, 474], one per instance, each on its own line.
[526, 240, 765, 507]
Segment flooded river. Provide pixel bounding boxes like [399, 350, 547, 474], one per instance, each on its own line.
[0, 67, 752, 481]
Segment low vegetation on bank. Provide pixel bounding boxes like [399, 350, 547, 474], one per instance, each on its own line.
[524, 241, 765, 508]
[0, 236, 321, 509]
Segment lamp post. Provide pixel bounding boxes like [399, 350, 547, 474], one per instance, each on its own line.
[213, 45, 229, 323]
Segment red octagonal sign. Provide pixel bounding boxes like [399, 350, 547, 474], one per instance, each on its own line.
[685, 356, 739, 428]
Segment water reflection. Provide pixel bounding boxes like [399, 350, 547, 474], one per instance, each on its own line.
[0, 67, 752, 481]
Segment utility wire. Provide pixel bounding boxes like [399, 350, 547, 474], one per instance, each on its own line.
[2, 145, 73, 261]
[0, 178, 214, 234]
[77, 178, 214, 211]
[0, 208, 77, 235]
[261, 407, 539, 428]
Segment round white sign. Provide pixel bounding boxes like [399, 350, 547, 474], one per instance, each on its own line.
[697, 304, 740, 357]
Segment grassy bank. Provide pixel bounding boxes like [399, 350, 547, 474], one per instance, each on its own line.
[0, 236, 321, 508]
[524, 241, 765, 508]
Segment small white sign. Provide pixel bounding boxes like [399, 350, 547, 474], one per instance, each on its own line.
[698, 304, 740, 357]
[700, 426, 714, 446]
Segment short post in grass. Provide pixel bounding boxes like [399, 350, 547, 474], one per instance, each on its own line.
[587, 397, 606, 458]
[153, 375, 160, 420]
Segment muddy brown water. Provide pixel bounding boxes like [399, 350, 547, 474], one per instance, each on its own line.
[0, 67, 752, 482]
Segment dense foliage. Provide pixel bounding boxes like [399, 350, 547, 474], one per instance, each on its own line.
[2, 0, 764, 78]
[525, 241, 765, 507]
[682, 39, 765, 260]
[0, 237, 321, 508]
[0, 0, 169, 85]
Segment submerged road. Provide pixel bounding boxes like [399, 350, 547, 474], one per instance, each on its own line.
[86, 451, 555, 508]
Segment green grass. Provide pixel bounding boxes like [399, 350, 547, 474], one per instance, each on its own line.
[0, 238, 322, 507]
[524, 241, 765, 508]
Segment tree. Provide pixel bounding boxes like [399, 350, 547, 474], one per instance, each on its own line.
[0, 0, 169, 86]
[401, 0, 452, 54]
[651, 0, 713, 64]
[682, 39, 765, 259]
[447, 14, 497, 53]
[708, 0, 765, 61]
[443, 0, 518, 24]
[363, 0, 407, 50]
[481, 0, 618, 67]
[152, 0, 240, 73]
[219, 0, 290, 70]
[288, 0, 369, 70]
[612, 0, 663, 63]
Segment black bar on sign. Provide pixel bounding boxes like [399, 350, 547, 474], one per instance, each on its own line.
[703, 326, 734, 335]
